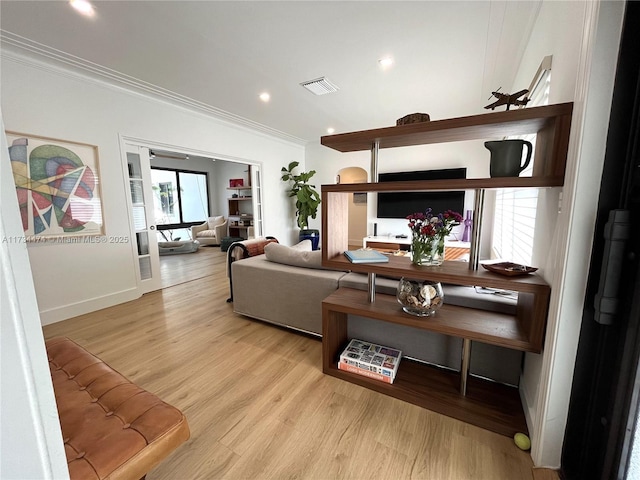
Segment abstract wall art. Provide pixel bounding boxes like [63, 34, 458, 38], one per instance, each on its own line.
[7, 132, 104, 238]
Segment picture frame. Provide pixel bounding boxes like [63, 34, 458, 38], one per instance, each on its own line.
[6, 131, 105, 239]
[229, 178, 244, 188]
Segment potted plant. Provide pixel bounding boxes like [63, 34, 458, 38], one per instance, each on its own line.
[281, 161, 321, 249]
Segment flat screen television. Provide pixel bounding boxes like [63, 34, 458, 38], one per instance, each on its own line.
[376, 168, 466, 219]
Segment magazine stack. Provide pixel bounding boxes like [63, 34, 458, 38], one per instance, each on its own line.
[338, 339, 402, 384]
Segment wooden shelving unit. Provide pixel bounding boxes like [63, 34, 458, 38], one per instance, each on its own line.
[228, 187, 253, 239]
[321, 102, 572, 180]
[319, 102, 573, 436]
[322, 291, 528, 437]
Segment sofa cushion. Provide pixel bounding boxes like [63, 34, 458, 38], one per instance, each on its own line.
[264, 242, 324, 269]
[207, 216, 225, 229]
[197, 230, 217, 237]
[291, 239, 312, 251]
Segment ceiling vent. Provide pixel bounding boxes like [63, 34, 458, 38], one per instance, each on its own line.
[300, 77, 339, 95]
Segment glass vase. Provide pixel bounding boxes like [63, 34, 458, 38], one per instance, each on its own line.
[410, 233, 445, 266]
[396, 278, 444, 317]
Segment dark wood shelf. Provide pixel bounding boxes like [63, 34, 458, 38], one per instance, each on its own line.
[324, 360, 528, 438]
[322, 175, 564, 192]
[322, 302, 528, 437]
[321, 102, 573, 152]
[324, 287, 534, 351]
[325, 254, 549, 294]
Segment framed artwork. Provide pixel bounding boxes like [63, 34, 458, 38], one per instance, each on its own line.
[229, 178, 244, 188]
[6, 132, 104, 238]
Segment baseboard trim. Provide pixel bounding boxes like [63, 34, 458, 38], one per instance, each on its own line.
[39, 287, 140, 325]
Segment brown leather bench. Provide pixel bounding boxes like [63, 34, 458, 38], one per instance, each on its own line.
[46, 337, 190, 479]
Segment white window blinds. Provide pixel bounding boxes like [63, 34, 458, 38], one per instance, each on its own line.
[492, 66, 551, 265]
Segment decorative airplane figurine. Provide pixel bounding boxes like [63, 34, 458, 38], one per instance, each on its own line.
[485, 88, 530, 111]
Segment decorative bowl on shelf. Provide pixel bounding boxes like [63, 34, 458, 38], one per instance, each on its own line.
[482, 262, 537, 276]
[396, 278, 444, 317]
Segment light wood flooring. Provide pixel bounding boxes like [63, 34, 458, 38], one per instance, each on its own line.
[159, 245, 225, 289]
[43, 248, 558, 480]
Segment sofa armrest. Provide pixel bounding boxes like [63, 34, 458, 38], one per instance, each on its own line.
[191, 222, 208, 238]
[214, 220, 228, 240]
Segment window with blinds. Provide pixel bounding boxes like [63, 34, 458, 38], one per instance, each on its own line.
[492, 59, 551, 265]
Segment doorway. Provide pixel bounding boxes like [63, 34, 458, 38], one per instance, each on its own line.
[121, 137, 262, 292]
[561, 2, 640, 478]
[337, 166, 368, 249]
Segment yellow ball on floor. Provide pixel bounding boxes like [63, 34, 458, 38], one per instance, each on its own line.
[514, 432, 531, 451]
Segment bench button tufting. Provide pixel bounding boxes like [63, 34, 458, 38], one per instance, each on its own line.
[68, 375, 75, 379]
[79, 386, 87, 391]
[75, 452, 86, 460]
[122, 423, 131, 429]
[106, 411, 114, 417]
[63, 438, 70, 444]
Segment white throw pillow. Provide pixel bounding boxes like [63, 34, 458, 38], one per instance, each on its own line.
[264, 242, 322, 269]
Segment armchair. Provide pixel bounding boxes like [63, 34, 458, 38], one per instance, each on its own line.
[191, 216, 227, 246]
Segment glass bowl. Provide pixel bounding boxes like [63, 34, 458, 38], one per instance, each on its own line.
[396, 278, 444, 317]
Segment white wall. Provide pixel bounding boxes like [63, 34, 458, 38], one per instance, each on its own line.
[515, 0, 625, 468]
[1, 114, 68, 479]
[306, 139, 487, 239]
[1, 51, 305, 324]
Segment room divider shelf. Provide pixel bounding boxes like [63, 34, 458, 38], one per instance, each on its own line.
[319, 102, 573, 435]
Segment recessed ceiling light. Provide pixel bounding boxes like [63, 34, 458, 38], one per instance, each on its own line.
[259, 92, 270, 102]
[327, 128, 335, 134]
[378, 57, 394, 69]
[69, 0, 95, 17]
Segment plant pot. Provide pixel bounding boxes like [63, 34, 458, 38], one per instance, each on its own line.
[299, 229, 320, 250]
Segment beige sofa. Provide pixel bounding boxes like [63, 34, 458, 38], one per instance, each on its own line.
[230, 243, 524, 385]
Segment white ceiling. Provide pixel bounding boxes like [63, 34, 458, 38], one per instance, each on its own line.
[0, 1, 541, 144]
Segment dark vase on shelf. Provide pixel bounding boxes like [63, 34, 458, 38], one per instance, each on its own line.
[299, 229, 320, 250]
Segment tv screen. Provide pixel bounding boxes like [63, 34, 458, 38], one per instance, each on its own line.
[376, 168, 466, 219]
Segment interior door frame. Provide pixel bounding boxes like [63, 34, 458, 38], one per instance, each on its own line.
[120, 141, 161, 294]
[119, 135, 265, 292]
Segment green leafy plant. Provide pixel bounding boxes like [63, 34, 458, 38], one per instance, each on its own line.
[281, 161, 321, 229]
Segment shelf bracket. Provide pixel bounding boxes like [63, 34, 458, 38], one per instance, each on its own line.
[460, 338, 472, 396]
[370, 139, 380, 183]
[368, 272, 376, 303]
[469, 188, 485, 271]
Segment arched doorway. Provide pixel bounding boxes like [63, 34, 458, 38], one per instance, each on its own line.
[337, 167, 367, 248]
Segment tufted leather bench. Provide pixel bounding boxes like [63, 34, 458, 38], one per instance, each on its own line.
[46, 337, 190, 479]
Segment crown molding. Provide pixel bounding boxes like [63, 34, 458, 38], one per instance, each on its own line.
[0, 31, 307, 146]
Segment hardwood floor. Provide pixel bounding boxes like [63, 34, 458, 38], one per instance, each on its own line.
[43, 248, 539, 479]
[159, 245, 226, 289]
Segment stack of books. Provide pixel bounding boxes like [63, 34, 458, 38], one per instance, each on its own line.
[338, 339, 402, 384]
